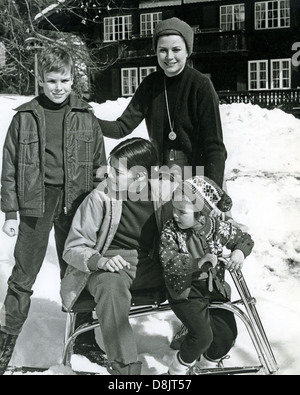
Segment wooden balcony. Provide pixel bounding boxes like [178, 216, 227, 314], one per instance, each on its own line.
[218, 89, 300, 114]
[193, 30, 247, 54]
[118, 36, 155, 59]
[118, 30, 248, 59]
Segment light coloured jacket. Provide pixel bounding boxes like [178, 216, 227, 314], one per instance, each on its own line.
[61, 177, 176, 311]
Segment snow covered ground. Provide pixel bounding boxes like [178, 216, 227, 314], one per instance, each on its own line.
[0, 94, 300, 375]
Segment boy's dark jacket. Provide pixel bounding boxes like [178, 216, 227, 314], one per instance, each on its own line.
[1, 93, 106, 218]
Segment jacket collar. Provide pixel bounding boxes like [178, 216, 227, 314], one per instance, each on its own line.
[14, 93, 91, 112]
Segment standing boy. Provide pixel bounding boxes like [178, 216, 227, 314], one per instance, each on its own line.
[0, 47, 106, 374]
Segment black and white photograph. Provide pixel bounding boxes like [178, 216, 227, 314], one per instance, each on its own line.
[0, 0, 299, 377]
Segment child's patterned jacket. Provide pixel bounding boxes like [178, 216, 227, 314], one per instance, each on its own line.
[160, 217, 254, 300]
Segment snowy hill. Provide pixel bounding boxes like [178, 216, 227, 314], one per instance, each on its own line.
[0, 94, 300, 375]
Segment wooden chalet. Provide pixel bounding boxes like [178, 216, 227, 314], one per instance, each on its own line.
[36, 0, 300, 114]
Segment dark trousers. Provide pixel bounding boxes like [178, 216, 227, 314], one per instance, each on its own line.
[0, 186, 73, 335]
[169, 280, 238, 364]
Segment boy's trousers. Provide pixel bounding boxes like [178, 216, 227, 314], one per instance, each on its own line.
[0, 185, 73, 335]
[169, 280, 238, 364]
[86, 250, 164, 366]
[86, 268, 137, 366]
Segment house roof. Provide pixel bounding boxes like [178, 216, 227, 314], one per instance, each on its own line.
[139, 0, 221, 7]
[139, 0, 182, 9]
[34, 0, 67, 21]
[36, 0, 222, 19]
[183, 0, 221, 3]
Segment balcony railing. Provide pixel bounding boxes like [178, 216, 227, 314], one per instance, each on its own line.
[193, 30, 247, 54]
[119, 36, 155, 59]
[118, 30, 248, 59]
[218, 89, 300, 111]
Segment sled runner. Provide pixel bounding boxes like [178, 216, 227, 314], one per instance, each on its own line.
[61, 256, 279, 376]
[5, 366, 100, 375]
[6, 366, 48, 375]
[219, 257, 279, 376]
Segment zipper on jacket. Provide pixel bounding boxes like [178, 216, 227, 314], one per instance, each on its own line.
[63, 107, 70, 215]
[34, 111, 46, 215]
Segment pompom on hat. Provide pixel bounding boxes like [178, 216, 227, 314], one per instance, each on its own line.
[153, 17, 194, 57]
[180, 176, 233, 215]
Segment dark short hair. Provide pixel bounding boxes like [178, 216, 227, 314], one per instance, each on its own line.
[109, 138, 158, 177]
[38, 46, 74, 79]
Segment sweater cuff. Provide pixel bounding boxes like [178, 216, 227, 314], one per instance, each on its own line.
[235, 235, 254, 258]
[87, 253, 101, 272]
[188, 257, 201, 273]
[5, 212, 17, 221]
[87, 254, 110, 272]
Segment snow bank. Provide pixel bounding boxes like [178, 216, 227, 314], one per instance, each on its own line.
[1, 94, 300, 375]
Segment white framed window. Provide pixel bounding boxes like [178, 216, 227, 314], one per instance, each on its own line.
[121, 68, 138, 96]
[255, 1, 290, 30]
[220, 4, 245, 31]
[271, 59, 291, 89]
[140, 66, 157, 83]
[140, 12, 162, 37]
[121, 67, 157, 96]
[104, 15, 132, 42]
[248, 60, 269, 90]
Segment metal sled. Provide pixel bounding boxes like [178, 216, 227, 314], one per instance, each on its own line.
[62, 259, 279, 375]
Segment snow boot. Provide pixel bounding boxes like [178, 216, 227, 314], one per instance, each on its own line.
[0, 330, 18, 375]
[107, 360, 142, 375]
[73, 311, 109, 367]
[203, 352, 231, 368]
[168, 352, 196, 375]
[74, 338, 108, 367]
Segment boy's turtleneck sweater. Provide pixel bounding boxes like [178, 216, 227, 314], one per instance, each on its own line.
[39, 94, 69, 186]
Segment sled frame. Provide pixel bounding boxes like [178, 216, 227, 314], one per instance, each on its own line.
[62, 263, 279, 376]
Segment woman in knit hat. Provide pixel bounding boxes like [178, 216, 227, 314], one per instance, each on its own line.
[97, 17, 227, 189]
[159, 176, 254, 374]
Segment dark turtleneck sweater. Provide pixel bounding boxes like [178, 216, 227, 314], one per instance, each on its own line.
[98, 65, 227, 188]
[164, 70, 185, 151]
[39, 94, 69, 186]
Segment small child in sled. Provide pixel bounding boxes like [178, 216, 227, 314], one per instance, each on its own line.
[159, 176, 254, 375]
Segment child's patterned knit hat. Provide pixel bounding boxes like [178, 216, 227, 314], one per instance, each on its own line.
[182, 176, 232, 215]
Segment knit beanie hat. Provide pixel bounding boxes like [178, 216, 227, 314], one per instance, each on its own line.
[181, 176, 232, 215]
[153, 17, 194, 57]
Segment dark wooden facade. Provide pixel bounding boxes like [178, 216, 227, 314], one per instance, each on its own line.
[36, 0, 300, 109]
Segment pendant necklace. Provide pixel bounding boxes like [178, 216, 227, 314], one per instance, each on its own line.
[164, 77, 177, 141]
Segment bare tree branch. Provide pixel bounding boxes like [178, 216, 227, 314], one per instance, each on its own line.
[0, 0, 124, 96]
